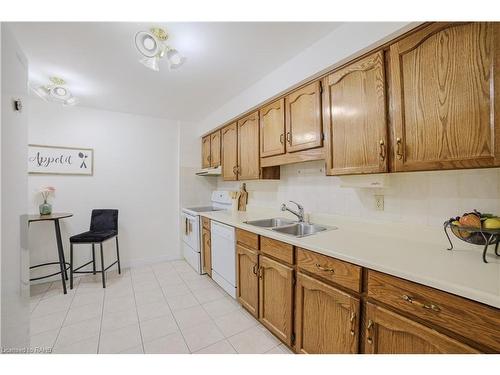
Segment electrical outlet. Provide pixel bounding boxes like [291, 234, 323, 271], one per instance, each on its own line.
[374, 195, 384, 211]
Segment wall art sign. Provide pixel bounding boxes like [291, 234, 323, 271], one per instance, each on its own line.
[28, 144, 94, 176]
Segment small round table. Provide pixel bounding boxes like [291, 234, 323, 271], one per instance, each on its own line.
[28, 213, 73, 294]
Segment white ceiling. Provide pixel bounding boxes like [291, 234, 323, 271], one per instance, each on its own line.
[10, 22, 340, 121]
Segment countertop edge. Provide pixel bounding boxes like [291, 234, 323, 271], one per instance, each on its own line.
[200, 212, 500, 309]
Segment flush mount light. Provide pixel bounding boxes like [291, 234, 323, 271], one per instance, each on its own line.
[134, 27, 185, 72]
[31, 77, 78, 106]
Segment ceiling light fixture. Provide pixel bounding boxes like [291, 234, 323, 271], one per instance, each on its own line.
[134, 27, 185, 72]
[31, 77, 78, 106]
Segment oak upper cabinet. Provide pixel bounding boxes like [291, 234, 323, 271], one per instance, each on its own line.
[201, 227, 212, 277]
[210, 130, 221, 168]
[258, 255, 294, 346]
[221, 122, 238, 181]
[201, 135, 211, 168]
[364, 303, 479, 354]
[323, 51, 388, 175]
[260, 98, 285, 158]
[237, 111, 260, 180]
[389, 22, 500, 172]
[285, 81, 323, 153]
[295, 272, 360, 354]
[236, 245, 259, 317]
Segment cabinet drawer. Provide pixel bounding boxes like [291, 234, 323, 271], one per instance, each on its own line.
[236, 228, 259, 250]
[296, 248, 361, 292]
[202, 217, 210, 230]
[261, 237, 293, 264]
[367, 270, 500, 352]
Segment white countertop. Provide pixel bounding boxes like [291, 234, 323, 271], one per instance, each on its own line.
[200, 208, 500, 309]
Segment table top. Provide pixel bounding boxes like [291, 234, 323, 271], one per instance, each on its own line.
[28, 213, 73, 223]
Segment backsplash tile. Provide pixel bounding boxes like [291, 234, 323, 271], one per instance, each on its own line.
[217, 161, 500, 228]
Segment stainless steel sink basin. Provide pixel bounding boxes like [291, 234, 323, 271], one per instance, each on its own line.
[271, 222, 336, 238]
[244, 218, 296, 228]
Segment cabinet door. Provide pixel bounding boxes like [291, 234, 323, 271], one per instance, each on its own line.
[295, 273, 360, 354]
[201, 227, 211, 277]
[221, 123, 238, 181]
[390, 22, 500, 171]
[260, 98, 285, 157]
[258, 255, 293, 346]
[237, 111, 260, 180]
[210, 130, 221, 168]
[236, 245, 259, 317]
[323, 51, 388, 175]
[285, 81, 323, 153]
[364, 303, 479, 354]
[201, 135, 211, 168]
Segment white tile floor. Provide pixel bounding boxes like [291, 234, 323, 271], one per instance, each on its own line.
[29, 260, 294, 354]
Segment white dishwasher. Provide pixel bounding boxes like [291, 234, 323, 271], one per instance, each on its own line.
[210, 221, 236, 299]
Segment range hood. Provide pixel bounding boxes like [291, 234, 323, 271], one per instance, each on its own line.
[195, 166, 222, 176]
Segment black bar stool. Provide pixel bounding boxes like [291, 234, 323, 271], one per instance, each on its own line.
[69, 209, 121, 289]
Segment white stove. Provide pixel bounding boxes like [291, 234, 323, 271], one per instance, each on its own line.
[181, 191, 232, 274]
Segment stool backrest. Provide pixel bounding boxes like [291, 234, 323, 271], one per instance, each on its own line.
[90, 209, 119, 232]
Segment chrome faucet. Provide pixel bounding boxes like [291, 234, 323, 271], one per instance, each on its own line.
[281, 200, 305, 222]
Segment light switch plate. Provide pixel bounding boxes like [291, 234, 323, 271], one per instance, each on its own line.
[374, 195, 384, 211]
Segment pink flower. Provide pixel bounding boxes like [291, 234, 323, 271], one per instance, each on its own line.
[39, 186, 56, 202]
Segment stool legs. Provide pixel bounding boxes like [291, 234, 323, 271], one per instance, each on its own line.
[92, 244, 96, 275]
[54, 219, 68, 294]
[70, 243, 74, 290]
[116, 237, 121, 274]
[100, 243, 106, 288]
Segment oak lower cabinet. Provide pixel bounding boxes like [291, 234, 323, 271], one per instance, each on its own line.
[236, 244, 259, 317]
[323, 51, 388, 175]
[295, 272, 360, 354]
[258, 255, 294, 346]
[201, 227, 211, 277]
[390, 22, 500, 171]
[364, 303, 479, 354]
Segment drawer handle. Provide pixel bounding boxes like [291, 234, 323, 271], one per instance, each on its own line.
[350, 312, 356, 336]
[402, 294, 441, 312]
[280, 133, 284, 145]
[286, 132, 291, 144]
[366, 319, 374, 344]
[315, 263, 335, 273]
[258, 266, 263, 279]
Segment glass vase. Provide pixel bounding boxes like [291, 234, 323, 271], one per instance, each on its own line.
[39, 200, 52, 215]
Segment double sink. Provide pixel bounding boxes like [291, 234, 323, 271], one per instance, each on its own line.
[244, 217, 336, 238]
